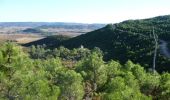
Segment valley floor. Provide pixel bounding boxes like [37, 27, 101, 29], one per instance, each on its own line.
[0, 34, 44, 44]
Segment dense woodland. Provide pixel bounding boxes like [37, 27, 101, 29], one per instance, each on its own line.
[1, 42, 170, 100]
[1, 15, 170, 100]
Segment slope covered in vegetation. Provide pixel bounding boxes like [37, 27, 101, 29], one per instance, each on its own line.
[23, 35, 70, 47]
[1, 42, 170, 100]
[116, 15, 170, 41]
[24, 15, 170, 72]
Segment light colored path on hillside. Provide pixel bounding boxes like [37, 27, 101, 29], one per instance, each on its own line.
[107, 26, 170, 59]
[159, 40, 170, 58]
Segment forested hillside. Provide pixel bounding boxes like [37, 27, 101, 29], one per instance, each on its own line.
[117, 15, 170, 41]
[1, 15, 170, 99]
[1, 42, 170, 100]
[24, 15, 170, 72]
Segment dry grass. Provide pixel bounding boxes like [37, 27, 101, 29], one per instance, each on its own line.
[0, 34, 44, 44]
[0, 26, 44, 44]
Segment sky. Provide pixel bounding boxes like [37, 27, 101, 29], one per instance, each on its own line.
[0, 0, 170, 23]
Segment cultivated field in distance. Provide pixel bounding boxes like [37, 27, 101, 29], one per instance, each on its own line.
[0, 22, 105, 44]
[0, 34, 44, 44]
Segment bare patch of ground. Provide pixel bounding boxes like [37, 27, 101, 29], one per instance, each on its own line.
[160, 40, 170, 58]
[0, 34, 44, 44]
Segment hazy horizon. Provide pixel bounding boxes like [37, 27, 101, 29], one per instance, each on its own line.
[0, 14, 169, 24]
[0, 0, 170, 23]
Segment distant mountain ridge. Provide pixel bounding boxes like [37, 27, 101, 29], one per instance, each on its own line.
[0, 22, 105, 36]
[0, 22, 105, 29]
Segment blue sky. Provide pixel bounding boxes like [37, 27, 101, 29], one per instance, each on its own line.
[0, 0, 170, 23]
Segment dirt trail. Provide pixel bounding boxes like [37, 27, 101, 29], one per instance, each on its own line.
[159, 40, 170, 58]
